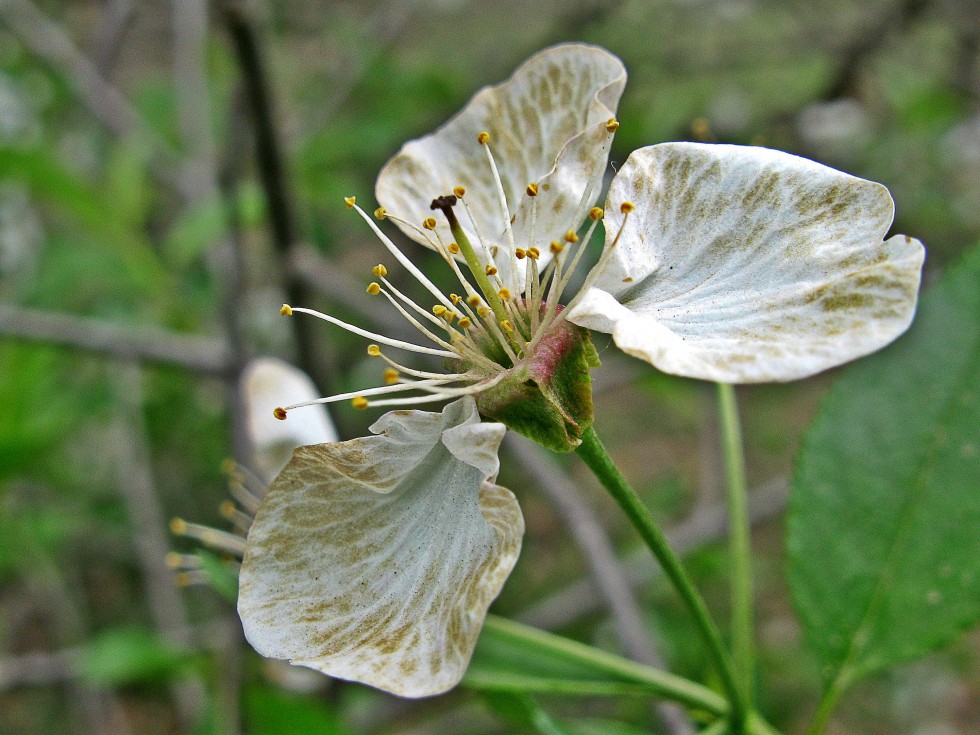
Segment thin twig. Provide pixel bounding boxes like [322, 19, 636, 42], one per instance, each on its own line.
[220, 1, 322, 383]
[89, 0, 135, 77]
[507, 435, 695, 735]
[110, 363, 206, 729]
[0, 0, 185, 194]
[518, 477, 788, 631]
[0, 303, 233, 374]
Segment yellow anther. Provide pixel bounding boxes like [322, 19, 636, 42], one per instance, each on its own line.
[280, 304, 293, 316]
[219, 500, 236, 519]
[351, 396, 369, 410]
[498, 288, 512, 301]
[515, 247, 527, 259]
[447, 242, 460, 255]
[453, 186, 466, 198]
[606, 117, 620, 133]
[374, 206, 387, 220]
[432, 305, 447, 317]
[477, 131, 490, 145]
[382, 368, 400, 385]
[366, 282, 381, 295]
[527, 247, 540, 260]
[550, 241, 565, 255]
[273, 407, 288, 420]
[526, 182, 539, 197]
[563, 230, 579, 244]
[442, 310, 457, 323]
[165, 552, 183, 569]
[589, 206, 604, 221]
[450, 293, 462, 304]
[500, 319, 514, 333]
[458, 316, 472, 329]
[485, 264, 498, 276]
[467, 294, 482, 307]
[621, 201, 636, 214]
[169, 518, 188, 535]
[477, 306, 491, 319]
[372, 264, 388, 277]
[422, 217, 437, 230]
[367, 344, 382, 357]
[691, 117, 712, 141]
[344, 196, 356, 208]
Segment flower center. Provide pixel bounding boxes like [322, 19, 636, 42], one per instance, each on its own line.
[273, 128, 632, 419]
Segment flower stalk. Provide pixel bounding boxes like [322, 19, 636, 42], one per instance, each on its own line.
[575, 427, 750, 730]
[717, 382, 756, 706]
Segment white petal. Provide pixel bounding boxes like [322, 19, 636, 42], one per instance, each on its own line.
[568, 143, 925, 382]
[240, 357, 338, 481]
[237, 397, 522, 697]
[376, 44, 626, 291]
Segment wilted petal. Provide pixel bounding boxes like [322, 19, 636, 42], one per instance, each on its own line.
[237, 397, 522, 697]
[568, 143, 925, 382]
[376, 44, 626, 291]
[240, 357, 338, 481]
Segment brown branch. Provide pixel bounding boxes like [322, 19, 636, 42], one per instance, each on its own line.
[220, 1, 322, 384]
[110, 364, 206, 728]
[0, 303, 233, 374]
[0, 0, 185, 194]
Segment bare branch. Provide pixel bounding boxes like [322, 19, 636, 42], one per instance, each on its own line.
[110, 363, 206, 727]
[0, 303, 233, 374]
[0, 0, 184, 193]
[518, 477, 788, 631]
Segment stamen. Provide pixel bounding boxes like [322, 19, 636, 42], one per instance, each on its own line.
[374, 350, 475, 381]
[480, 138, 519, 285]
[170, 518, 247, 556]
[364, 372, 509, 408]
[288, 306, 455, 357]
[166, 552, 201, 570]
[220, 500, 253, 532]
[229, 479, 262, 515]
[555, 207, 634, 330]
[349, 203, 455, 310]
[282, 378, 464, 412]
[380, 277, 448, 331]
[374, 287, 458, 351]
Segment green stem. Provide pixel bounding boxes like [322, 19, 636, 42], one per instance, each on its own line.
[481, 615, 728, 715]
[716, 382, 755, 705]
[575, 428, 749, 729]
[440, 203, 509, 323]
[806, 678, 846, 735]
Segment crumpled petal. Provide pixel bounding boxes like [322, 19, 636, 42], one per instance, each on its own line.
[376, 44, 626, 292]
[567, 143, 925, 383]
[240, 357, 338, 482]
[237, 397, 522, 697]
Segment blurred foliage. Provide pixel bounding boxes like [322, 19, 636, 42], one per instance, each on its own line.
[0, 1, 976, 734]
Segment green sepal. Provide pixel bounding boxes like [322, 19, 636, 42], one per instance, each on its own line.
[477, 320, 599, 452]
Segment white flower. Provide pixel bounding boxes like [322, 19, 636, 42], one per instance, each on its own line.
[237, 44, 924, 697]
[238, 397, 521, 697]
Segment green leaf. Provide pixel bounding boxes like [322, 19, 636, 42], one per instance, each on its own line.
[194, 550, 240, 603]
[788, 246, 980, 694]
[480, 692, 576, 735]
[77, 627, 191, 686]
[244, 685, 348, 735]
